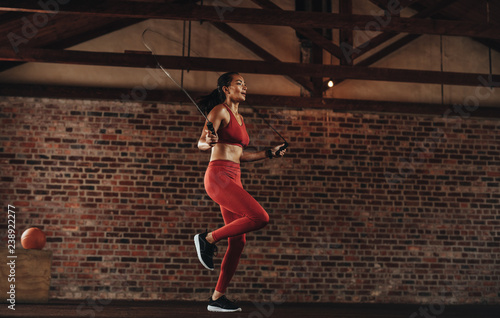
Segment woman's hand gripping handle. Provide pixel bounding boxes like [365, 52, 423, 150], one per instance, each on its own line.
[267, 142, 288, 159]
[206, 121, 216, 136]
[204, 126, 218, 148]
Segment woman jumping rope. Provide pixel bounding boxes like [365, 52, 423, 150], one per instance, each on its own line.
[194, 72, 287, 312]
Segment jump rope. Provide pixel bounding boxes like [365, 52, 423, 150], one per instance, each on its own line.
[141, 28, 288, 156]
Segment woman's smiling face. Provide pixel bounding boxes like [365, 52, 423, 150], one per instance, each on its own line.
[224, 74, 247, 102]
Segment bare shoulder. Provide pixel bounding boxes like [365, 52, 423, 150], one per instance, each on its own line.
[208, 104, 230, 124]
[211, 104, 228, 114]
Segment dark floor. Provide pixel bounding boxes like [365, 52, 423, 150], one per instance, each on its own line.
[1, 300, 499, 318]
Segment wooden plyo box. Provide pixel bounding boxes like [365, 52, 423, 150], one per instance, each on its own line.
[0, 248, 52, 303]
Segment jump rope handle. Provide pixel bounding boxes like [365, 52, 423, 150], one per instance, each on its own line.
[206, 121, 216, 136]
[274, 141, 289, 157]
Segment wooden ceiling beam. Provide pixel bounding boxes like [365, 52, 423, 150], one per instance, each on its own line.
[407, 1, 500, 55]
[369, 0, 422, 11]
[354, 0, 462, 61]
[1, 83, 499, 118]
[355, 34, 422, 67]
[250, 0, 343, 59]
[0, 46, 498, 87]
[0, 16, 142, 72]
[210, 22, 315, 92]
[0, 1, 145, 72]
[333, 34, 422, 86]
[0, 1, 499, 40]
[339, 0, 353, 66]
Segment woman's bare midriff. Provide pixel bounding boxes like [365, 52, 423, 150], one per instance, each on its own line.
[210, 143, 243, 163]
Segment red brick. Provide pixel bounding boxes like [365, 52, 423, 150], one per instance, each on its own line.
[1, 97, 498, 304]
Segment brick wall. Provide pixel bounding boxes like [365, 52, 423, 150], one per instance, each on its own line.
[0, 96, 499, 304]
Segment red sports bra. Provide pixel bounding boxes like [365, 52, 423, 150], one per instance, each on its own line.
[217, 104, 250, 148]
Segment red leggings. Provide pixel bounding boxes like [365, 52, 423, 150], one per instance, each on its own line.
[204, 160, 269, 293]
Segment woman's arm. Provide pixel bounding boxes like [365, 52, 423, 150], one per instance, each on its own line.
[240, 144, 287, 162]
[240, 149, 267, 162]
[198, 123, 218, 151]
[197, 105, 227, 151]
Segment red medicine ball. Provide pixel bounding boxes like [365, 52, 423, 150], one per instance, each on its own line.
[21, 227, 46, 249]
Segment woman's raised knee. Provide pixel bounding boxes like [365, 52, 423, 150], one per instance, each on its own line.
[254, 211, 269, 229]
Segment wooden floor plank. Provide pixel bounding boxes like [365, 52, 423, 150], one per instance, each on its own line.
[1, 301, 499, 318]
